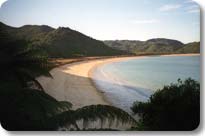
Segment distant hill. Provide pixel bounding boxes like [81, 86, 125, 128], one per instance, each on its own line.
[0, 22, 125, 58]
[104, 39, 200, 54]
[176, 42, 200, 53]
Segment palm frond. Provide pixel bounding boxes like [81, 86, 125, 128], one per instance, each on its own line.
[75, 105, 136, 127]
[50, 105, 136, 130]
[58, 101, 73, 111]
[48, 110, 77, 130]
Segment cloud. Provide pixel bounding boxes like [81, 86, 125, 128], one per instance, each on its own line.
[0, 0, 7, 7]
[131, 19, 160, 24]
[185, 4, 200, 13]
[187, 9, 200, 13]
[185, 5, 198, 10]
[184, 0, 196, 4]
[159, 4, 182, 12]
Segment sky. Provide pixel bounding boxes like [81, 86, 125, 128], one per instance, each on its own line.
[0, 0, 200, 43]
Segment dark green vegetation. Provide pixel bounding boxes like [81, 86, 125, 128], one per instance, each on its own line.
[104, 39, 200, 55]
[50, 105, 135, 130]
[0, 29, 136, 130]
[1, 86, 135, 130]
[131, 78, 200, 131]
[0, 29, 52, 91]
[0, 22, 125, 58]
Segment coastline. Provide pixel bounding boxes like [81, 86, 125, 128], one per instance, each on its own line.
[37, 53, 199, 109]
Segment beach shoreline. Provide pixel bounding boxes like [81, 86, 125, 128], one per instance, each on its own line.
[37, 53, 200, 109]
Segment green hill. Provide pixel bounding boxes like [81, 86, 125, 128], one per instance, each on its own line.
[104, 39, 200, 54]
[176, 42, 200, 53]
[0, 22, 125, 58]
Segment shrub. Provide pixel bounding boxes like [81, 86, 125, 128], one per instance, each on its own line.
[131, 78, 200, 131]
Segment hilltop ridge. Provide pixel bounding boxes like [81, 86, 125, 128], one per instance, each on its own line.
[104, 39, 199, 54]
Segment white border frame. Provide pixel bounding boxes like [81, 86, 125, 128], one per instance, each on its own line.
[0, 0, 204, 135]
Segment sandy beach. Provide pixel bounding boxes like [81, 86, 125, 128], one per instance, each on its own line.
[37, 53, 199, 109]
[37, 56, 141, 109]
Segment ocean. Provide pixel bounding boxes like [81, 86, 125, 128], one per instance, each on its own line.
[92, 55, 200, 113]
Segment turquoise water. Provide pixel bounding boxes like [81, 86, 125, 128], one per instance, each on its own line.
[92, 55, 200, 112]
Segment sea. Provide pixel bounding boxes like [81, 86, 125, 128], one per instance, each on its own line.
[92, 55, 200, 113]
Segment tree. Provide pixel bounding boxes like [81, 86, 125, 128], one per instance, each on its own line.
[0, 30, 136, 130]
[0, 29, 52, 91]
[131, 78, 200, 131]
[0, 88, 136, 130]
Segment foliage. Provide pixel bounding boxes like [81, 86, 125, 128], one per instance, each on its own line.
[0, 29, 52, 90]
[131, 78, 200, 131]
[50, 105, 136, 130]
[0, 84, 72, 130]
[0, 83, 136, 130]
